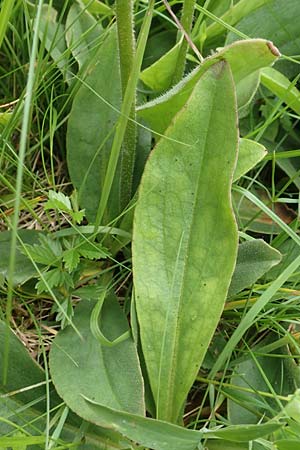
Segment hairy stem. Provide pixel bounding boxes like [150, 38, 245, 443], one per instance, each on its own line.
[116, 0, 137, 210]
[94, 1, 155, 228]
[172, 0, 197, 84]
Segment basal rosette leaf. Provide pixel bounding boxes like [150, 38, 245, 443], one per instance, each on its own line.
[133, 60, 239, 423]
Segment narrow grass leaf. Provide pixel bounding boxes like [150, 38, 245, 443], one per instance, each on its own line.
[94, 0, 155, 226]
[261, 67, 300, 115]
[204, 0, 273, 42]
[65, 2, 103, 69]
[228, 344, 300, 424]
[27, 2, 71, 82]
[234, 186, 300, 247]
[0, 436, 46, 446]
[5, 0, 44, 385]
[275, 441, 300, 450]
[208, 253, 300, 381]
[206, 421, 283, 441]
[233, 190, 282, 235]
[133, 61, 238, 423]
[0, 0, 15, 50]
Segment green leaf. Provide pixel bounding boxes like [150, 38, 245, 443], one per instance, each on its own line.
[228, 341, 300, 424]
[23, 234, 62, 266]
[283, 390, 300, 423]
[233, 139, 267, 182]
[0, 321, 47, 405]
[0, 111, 13, 127]
[205, 0, 273, 42]
[236, 70, 261, 111]
[27, 2, 72, 82]
[82, 397, 203, 450]
[274, 441, 300, 450]
[0, 230, 41, 286]
[206, 421, 283, 441]
[66, 26, 121, 222]
[228, 239, 282, 296]
[45, 190, 72, 212]
[49, 297, 145, 420]
[82, 397, 281, 450]
[36, 267, 65, 293]
[140, 38, 183, 92]
[63, 248, 81, 272]
[0, 322, 130, 448]
[80, 0, 114, 16]
[232, 190, 283, 234]
[226, 0, 300, 77]
[261, 67, 300, 115]
[206, 442, 248, 450]
[90, 291, 131, 347]
[0, 436, 45, 447]
[77, 240, 108, 259]
[65, 2, 103, 69]
[266, 239, 300, 282]
[133, 61, 238, 423]
[72, 209, 85, 224]
[138, 39, 279, 137]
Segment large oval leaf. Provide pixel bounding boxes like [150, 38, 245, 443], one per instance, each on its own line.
[66, 27, 121, 222]
[49, 297, 145, 420]
[133, 61, 238, 423]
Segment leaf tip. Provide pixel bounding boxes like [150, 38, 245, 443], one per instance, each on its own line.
[267, 41, 281, 57]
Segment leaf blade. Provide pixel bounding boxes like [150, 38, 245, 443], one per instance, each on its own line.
[49, 297, 145, 418]
[133, 61, 239, 422]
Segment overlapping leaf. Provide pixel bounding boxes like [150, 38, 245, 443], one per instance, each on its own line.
[138, 39, 279, 136]
[50, 297, 145, 420]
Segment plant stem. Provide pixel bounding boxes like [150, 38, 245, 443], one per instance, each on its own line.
[94, 1, 155, 229]
[172, 0, 197, 84]
[116, 0, 137, 210]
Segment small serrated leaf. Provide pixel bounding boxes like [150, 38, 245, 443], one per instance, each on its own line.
[36, 268, 63, 294]
[23, 235, 62, 266]
[63, 248, 81, 272]
[77, 241, 109, 260]
[72, 210, 85, 224]
[45, 190, 72, 213]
